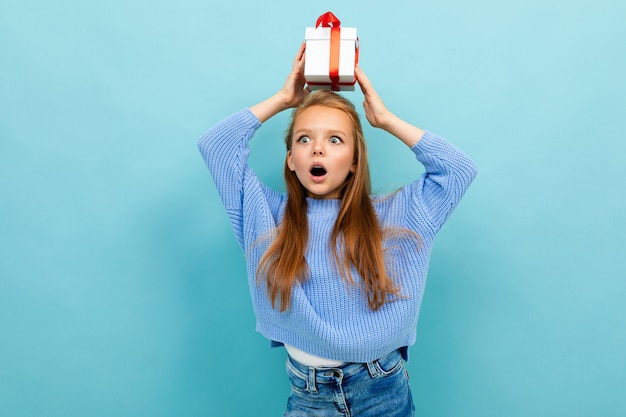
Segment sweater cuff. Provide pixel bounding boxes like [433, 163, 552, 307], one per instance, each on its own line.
[240, 108, 263, 130]
[410, 130, 440, 156]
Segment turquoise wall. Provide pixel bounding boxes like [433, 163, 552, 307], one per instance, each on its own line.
[1, 0, 625, 416]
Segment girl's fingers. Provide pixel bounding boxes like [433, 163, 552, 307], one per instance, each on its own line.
[293, 42, 306, 68]
[355, 65, 374, 95]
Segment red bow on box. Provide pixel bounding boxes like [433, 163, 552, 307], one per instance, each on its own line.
[315, 11, 341, 28]
[310, 11, 359, 91]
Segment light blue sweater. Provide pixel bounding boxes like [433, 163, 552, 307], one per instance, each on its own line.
[198, 108, 477, 363]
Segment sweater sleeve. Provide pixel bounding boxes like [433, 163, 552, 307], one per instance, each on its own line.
[406, 131, 478, 235]
[197, 108, 263, 248]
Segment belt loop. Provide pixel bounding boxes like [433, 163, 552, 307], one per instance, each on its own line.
[307, 367, 318, 393]
[366, 360, 380, 378]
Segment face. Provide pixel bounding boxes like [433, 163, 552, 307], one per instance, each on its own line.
[287, 105, 356, 199]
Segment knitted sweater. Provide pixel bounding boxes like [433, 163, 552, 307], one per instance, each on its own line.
[198, 108, 477, 363]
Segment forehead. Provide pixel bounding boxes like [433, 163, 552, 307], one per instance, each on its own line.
[293, 105, 354, 135]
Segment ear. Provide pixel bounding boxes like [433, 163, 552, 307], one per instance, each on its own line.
[350, 157, 357, 173]
[287, 151, 295, 172]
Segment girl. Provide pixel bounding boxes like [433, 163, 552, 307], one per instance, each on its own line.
[198, 44, 478, 416]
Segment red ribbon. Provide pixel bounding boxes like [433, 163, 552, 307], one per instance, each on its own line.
[315, 11, 341, 28]
[311, 11, 358, 91]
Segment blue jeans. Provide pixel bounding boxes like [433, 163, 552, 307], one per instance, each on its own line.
[283, 349, 415, 416]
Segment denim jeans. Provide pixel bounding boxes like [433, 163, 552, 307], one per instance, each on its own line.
[283, 349, 415, 416]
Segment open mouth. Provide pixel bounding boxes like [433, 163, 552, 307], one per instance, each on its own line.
[310, 166, 327, 177]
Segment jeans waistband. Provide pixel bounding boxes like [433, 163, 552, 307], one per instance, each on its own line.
[287, 349, 402, 383]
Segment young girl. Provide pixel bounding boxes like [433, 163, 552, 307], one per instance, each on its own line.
[198, 44, 477, 416]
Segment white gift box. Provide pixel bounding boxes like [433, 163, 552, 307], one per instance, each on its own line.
[304, 25, 358, 91]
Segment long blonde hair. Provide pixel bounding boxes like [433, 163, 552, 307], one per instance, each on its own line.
[257, 90, 404, 312]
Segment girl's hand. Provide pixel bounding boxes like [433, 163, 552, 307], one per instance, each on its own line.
[355, 66, 392, 130]
[250, 44, 310, 122]
[355, 65, 425, 147]
[278, 42, 310, 109]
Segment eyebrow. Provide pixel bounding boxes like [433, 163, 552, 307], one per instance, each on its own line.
[293, 128, 348, 137]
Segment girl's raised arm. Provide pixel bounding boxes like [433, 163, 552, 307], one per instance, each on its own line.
[355, 66, 425, 147]
[250, 43, 311, 123]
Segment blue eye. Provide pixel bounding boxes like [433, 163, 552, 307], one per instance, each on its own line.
[298, 136, 311, 144]
[329, 136, 342, 144]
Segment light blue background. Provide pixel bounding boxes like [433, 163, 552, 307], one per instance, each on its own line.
[1, 0, 625, 416]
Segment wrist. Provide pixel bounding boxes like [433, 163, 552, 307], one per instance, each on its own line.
[274, 91, 294, 112]
[381, 113, 424, 147]
[250, 94, 288, 123]
[376, 111, 397, 132]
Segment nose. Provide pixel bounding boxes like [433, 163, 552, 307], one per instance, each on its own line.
[313, 141, 324, 155]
